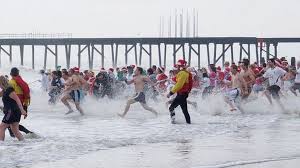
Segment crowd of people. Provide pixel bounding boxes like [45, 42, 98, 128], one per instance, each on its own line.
[0, 56, 299, 141]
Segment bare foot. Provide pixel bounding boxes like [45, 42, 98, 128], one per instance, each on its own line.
[118, 113, 125, 118]
[65, 110, 74, 115]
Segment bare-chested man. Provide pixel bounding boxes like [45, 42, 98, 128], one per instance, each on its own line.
[61, 68, 87, 115]
[224, 65, 248, 112]
[239, 59, 256, 100]
[118, 67, 158, 118]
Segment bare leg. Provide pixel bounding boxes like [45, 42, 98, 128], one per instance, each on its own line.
[118, 99, 136, 118]
[75, 102, 84, 115]
[224, 97, 237, 111]
[290, 86, 298, 96]
[264, 90, 273, 105]
[10, 123, 24, 141]
[275, 98, 286, 112]
[0, 122, 8, 141]
[61, 94, 74, 113]
[141, 103, 158, 116]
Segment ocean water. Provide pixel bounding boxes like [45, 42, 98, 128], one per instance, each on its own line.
[0, 68, 300, 168]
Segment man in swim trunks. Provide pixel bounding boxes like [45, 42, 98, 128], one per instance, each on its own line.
[61, 68, 87, 115]
[239, 59, 256, 100]
[118, 67, 158, 118]
[224, 65, 248, 112]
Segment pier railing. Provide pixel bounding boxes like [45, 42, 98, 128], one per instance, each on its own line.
[0, 37, 298, 69]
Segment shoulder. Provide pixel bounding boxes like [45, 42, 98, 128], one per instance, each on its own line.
[5, 87, 14, 94]
[9, 79, 16, 85]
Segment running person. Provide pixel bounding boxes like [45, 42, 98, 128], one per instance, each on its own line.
[240, 59, 256, 100]
[167, 59, 193, 124]
[224, 65, 248, 112]
[61, 68, 87, 115]
[262, 58, 287, 111]
[0, 76, 27, 141]
[290, 61, 300, 96]
[8, 67, 33, 137]
[118, 67, 158, 118]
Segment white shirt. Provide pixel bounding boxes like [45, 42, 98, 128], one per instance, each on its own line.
[295, 68, 300, 83]
[41, 74, 49, 91]
[202, 77, 210, 88]
[263, 66, 286, 87]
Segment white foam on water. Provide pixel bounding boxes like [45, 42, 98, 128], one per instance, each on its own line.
[1, 67, 300, 168]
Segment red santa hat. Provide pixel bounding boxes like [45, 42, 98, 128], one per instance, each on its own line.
[176, 59, 187, 67]
[108, 68, 114, 72]
[73, 67, 80, 73]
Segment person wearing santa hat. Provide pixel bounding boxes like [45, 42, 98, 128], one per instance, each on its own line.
[155, 67, 168, 93]
[167, 59, 193, 124]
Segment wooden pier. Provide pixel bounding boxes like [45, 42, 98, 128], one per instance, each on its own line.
[0, 37, 299, 69]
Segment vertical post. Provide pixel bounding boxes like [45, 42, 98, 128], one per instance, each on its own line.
[206, 43, 210, 65]
[173, 44, 176, 65]
[101, 44, 105, 68]
[164, 44, 167, 67]
[230, 43, 234, 63]
[188, 44, 192, 66]
[247, 44, 251, 61]
[44, 45, 47, 70]
[259, 43, 263, 64]
[32, 45, 35, 69]
[139, 44, 143, 65]
[88, 45, 92, 70]
[78, 45, 81, 68]
[9, 45, 12, 63]
[55, 45, 58, 69]
[65, 45, 71, 69]
[91, 45, 95, 69]
[134, 44, 138, 65]
[149, 44, 152, 67]
[0, 46, 2, 67]
[255, 43, 259, 65]
[20, 45, 24, 66]
[197, 44, 201, 69]
[158, 43, 162, 67]
[213, 43, 217, 64]
[266, 43, 270, 60]
[111, 44, 115, 67]
[125, 44, 128, 66]
[274, 43, 278, 59]
[239, 43, 243, 61]
[222, 44, 225, 67]
[182, 44, 186, 61]
[115, 44, 119, 68]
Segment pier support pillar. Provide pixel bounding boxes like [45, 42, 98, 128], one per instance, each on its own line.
[20, 45, 24, 66]
[32, 45, 35, 69]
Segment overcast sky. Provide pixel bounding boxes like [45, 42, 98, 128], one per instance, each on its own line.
[0, 0, 299, 37]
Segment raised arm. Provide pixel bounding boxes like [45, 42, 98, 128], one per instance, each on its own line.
[125, 78, 134, 85]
